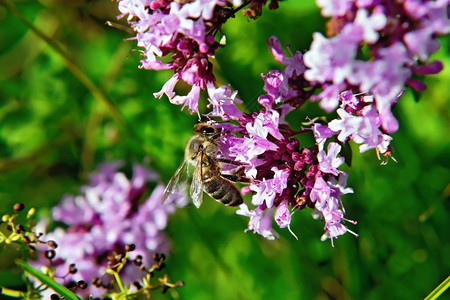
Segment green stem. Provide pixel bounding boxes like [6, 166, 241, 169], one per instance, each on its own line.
[0, 286, 26, 298]
[425, 276, 450, 300]
[113, 270, 125, 293]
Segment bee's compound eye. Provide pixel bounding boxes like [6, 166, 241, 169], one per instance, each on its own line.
[202, 127, 216, 136]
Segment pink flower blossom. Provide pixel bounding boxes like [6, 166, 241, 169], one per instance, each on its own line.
[318, 142, 345, 176]
[274, 200, 291, 228]
[236, 204, 279, 240]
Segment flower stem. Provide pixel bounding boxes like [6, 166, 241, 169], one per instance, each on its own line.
[113, 271, 125, 293]
[425, 276, 450, 300]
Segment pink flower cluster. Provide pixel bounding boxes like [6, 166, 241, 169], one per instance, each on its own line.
[212, 38, 357, 242]
[115, 1, 448, 243]
[116, 0, 279, 115]
[32, 162, 184, 297]
[306, 0, 449, 136]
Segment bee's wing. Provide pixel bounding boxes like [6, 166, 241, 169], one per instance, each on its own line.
[162, 160, 187, 204]
[190, 152, 204, 208]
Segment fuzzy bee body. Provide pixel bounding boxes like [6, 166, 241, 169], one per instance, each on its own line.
[163, 123, 245, 208]
[202, 164, 243, 207]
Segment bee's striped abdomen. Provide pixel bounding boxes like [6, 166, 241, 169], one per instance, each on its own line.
[204, 177, 243, 207]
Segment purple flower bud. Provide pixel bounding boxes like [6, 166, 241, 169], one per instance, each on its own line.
[291, 152, 301, 161]
[413, 61, 443, 75]
[406, 78, 427, 91]
[286, 138, 299, 152]
[294, 160, 305, 171]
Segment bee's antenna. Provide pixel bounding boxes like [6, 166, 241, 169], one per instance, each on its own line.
[105, 21, 136, 35]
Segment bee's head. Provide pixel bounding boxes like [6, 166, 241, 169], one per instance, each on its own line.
[194, 123, 220, 138]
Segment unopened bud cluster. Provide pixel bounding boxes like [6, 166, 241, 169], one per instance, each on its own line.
[0, 203, 55, 254]
[91, 245, 183, 298]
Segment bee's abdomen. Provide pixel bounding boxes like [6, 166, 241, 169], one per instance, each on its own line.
[204, 177, 243, 207]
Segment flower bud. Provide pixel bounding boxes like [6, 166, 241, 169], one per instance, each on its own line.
[66, 281, 77, 289]
[45, 250, 56, 260]
[133, 281, 143, 290]
[68, 264, 78, 274]
[125, 244, 136, 252]
[291, 152, 301, 161]
[47, 240, 58, 249]
[26, 208, 35, 219]
[176, 280, 185, 287]
[16, 224, 25, 233]
[77, 280, 88, 289]
[294, 160, 304, 171]
[92, 277, 102, 288]
[13, 203, 25, 212]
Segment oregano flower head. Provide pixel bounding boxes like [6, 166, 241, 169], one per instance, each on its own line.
[32, 162, 184, 297]
[114, 0, 448, 244]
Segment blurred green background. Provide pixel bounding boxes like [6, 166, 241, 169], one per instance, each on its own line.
[0, 0, 449, 299]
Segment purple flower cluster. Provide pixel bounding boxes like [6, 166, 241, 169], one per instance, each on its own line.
[32, 162, 182, 297]
[114, 1, 448, 243]
[211, 37, 357, 242]
[116, 0, 281, 115]
[306, 0, 449, 135]
[209, 1, 448, 243]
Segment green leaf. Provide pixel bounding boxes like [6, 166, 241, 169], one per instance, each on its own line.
[16, 261, 82, 300]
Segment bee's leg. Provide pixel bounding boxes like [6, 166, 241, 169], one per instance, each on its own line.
[221, 174, 252, 183]
[218, 158, 242, 166]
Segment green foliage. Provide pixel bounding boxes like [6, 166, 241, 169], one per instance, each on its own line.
[0, 0, 448, 299]
[16, 261, 82, 300]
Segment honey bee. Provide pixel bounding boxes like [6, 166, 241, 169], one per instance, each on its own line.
[162, 123, 248, 208]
